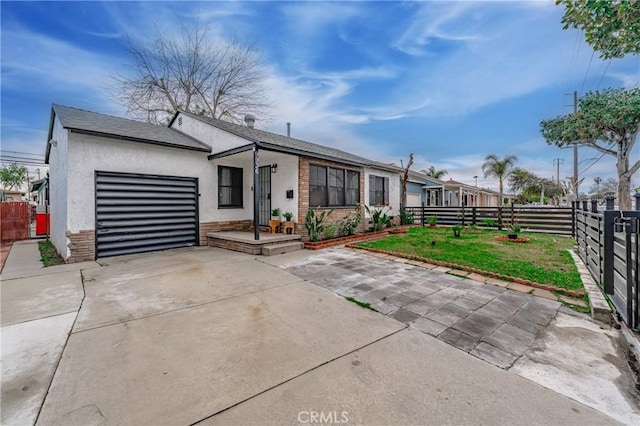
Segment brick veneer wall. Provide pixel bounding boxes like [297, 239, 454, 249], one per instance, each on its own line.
[298, 156, 366, 241]
[66, 230, 95, 263]
[207, 238, 263, 255]
[199, 220, 253, 245]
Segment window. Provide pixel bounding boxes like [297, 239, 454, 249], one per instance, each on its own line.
[309, 164, 360, 207]
[369, 175, 389, 206]
[328, 168, 344, 206]
[309, 164, 327, 207]
[218, 166, 243, 208]
[346, 170, 359, 205]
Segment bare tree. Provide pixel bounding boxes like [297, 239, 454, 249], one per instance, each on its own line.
[400, 154, 414, 210]
[114, 19, 271, 124]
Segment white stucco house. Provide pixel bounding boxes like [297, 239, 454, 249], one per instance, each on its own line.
[45, 105, 401, 262]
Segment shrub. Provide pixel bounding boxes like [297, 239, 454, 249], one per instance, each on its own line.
[365, 205, 391, 232]
[427, 215, 438, 226]
[339, 205, 362, 236]
[400, 209, 415, 225]
[323, 224, 336, 240]
[481, 218, 498, 228]
[305, 208, 334, 242]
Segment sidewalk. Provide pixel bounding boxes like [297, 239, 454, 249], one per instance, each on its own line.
[0, 243, 11, 272]
[1, 240, 100, 425]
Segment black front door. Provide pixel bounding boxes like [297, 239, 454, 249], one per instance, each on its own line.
[258, 166, 271, 226]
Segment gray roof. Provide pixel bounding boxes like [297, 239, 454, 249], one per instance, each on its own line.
[46, 105, 211, 162]
[176, 111, 397, 171]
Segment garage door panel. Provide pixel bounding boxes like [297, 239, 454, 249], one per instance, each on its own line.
[96, 175, 196, 188]
[97, 205, 197, 214]
[98, 212, 196, 221]
[95, 172, 198, 258]
[96, 183, 197, 193]
[98, 241, 197, 258]
[98, 218, 196, 229]
[97, 191, 197, 200]
[97, 229, 196, 244]
[97, 198, 196, 207]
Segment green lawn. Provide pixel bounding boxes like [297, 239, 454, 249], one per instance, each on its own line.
[356, 227, 582, 291]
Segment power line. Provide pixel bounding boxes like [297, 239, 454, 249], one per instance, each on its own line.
[595, 58, 612, 90]
[579, 50, 596, 95]
[579, 152, 606, 175]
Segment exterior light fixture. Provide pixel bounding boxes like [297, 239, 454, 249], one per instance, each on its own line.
[270, 164, 278, 173]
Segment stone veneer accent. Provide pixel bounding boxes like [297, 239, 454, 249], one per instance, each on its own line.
[66, 230, 95, 263]
[298, 156, 366, 241]
[199, 220, 253, 246]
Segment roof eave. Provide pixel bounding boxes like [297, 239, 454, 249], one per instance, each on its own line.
[45, 105, 56, 164]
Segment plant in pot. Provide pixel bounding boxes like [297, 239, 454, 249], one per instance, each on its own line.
[269, 208, 281, 233]
[282, 211, 295, 234]
[452, 224, 463, 238]
[427, 215, 438, 227]
[507, 224, 521, 240]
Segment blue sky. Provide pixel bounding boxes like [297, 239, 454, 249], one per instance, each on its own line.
[2, 1, 639, 192]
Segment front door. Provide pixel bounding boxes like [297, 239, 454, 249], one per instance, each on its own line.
[258, 166, 271, 226]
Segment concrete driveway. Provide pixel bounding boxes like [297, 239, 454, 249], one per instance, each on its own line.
[2, 245, 622, 425]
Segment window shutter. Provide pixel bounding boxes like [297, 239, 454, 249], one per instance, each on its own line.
[369, 175, 375, 205]
[383, 177, 389, 205]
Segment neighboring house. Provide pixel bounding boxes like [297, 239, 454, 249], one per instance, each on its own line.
[45, 104, 400, 262]
[30, 178, 47, 205]
[1, 190, 24, 202]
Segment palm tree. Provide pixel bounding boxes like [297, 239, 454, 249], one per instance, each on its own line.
[421, 165, 448, 179]
[593, 176, 602, 199]
[482, 154, 517, 226]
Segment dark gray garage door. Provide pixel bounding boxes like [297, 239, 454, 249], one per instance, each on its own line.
[95, 171, 199, 258]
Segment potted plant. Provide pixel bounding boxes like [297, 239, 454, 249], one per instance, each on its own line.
[427, 215, 438, 227]
[282, 211, 295, 234]
[507, 224, 521, 240]
[269, 208, 281, 233]
[452, 224, 463, 238]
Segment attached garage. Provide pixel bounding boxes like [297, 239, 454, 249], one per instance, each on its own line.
[95, 171, 199, 258]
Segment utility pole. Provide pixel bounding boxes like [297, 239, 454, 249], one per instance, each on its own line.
[573, 91, 579, 200]
[553, 158, 564, 184]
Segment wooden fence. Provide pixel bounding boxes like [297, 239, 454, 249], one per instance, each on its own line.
[1, 201, 30, 243]
[404, 205, 573, 235]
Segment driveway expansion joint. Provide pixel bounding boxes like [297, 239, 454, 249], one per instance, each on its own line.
[33, 269, 87, 425]
[188, 326, 408, 426]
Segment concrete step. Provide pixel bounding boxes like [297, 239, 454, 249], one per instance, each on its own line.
[261, 242, 304, 256]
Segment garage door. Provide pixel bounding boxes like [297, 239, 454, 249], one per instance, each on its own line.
[95, 171, 199, 258]
[406, 193, 422, 207]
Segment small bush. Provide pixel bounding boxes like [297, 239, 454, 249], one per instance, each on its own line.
[323, 224, 336, 240]
[427, 215, 438, 226]
[481, 218, 498, 228]
[305, 208, 334, 242]
[365, 205, 391, 232]
[339, 205, 362, 236]
[400, 209, 415, 225]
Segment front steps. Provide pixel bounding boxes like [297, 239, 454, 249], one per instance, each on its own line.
[261, 241, 304, 256]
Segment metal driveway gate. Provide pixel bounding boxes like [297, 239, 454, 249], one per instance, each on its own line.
[95, 171, 199, 258]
